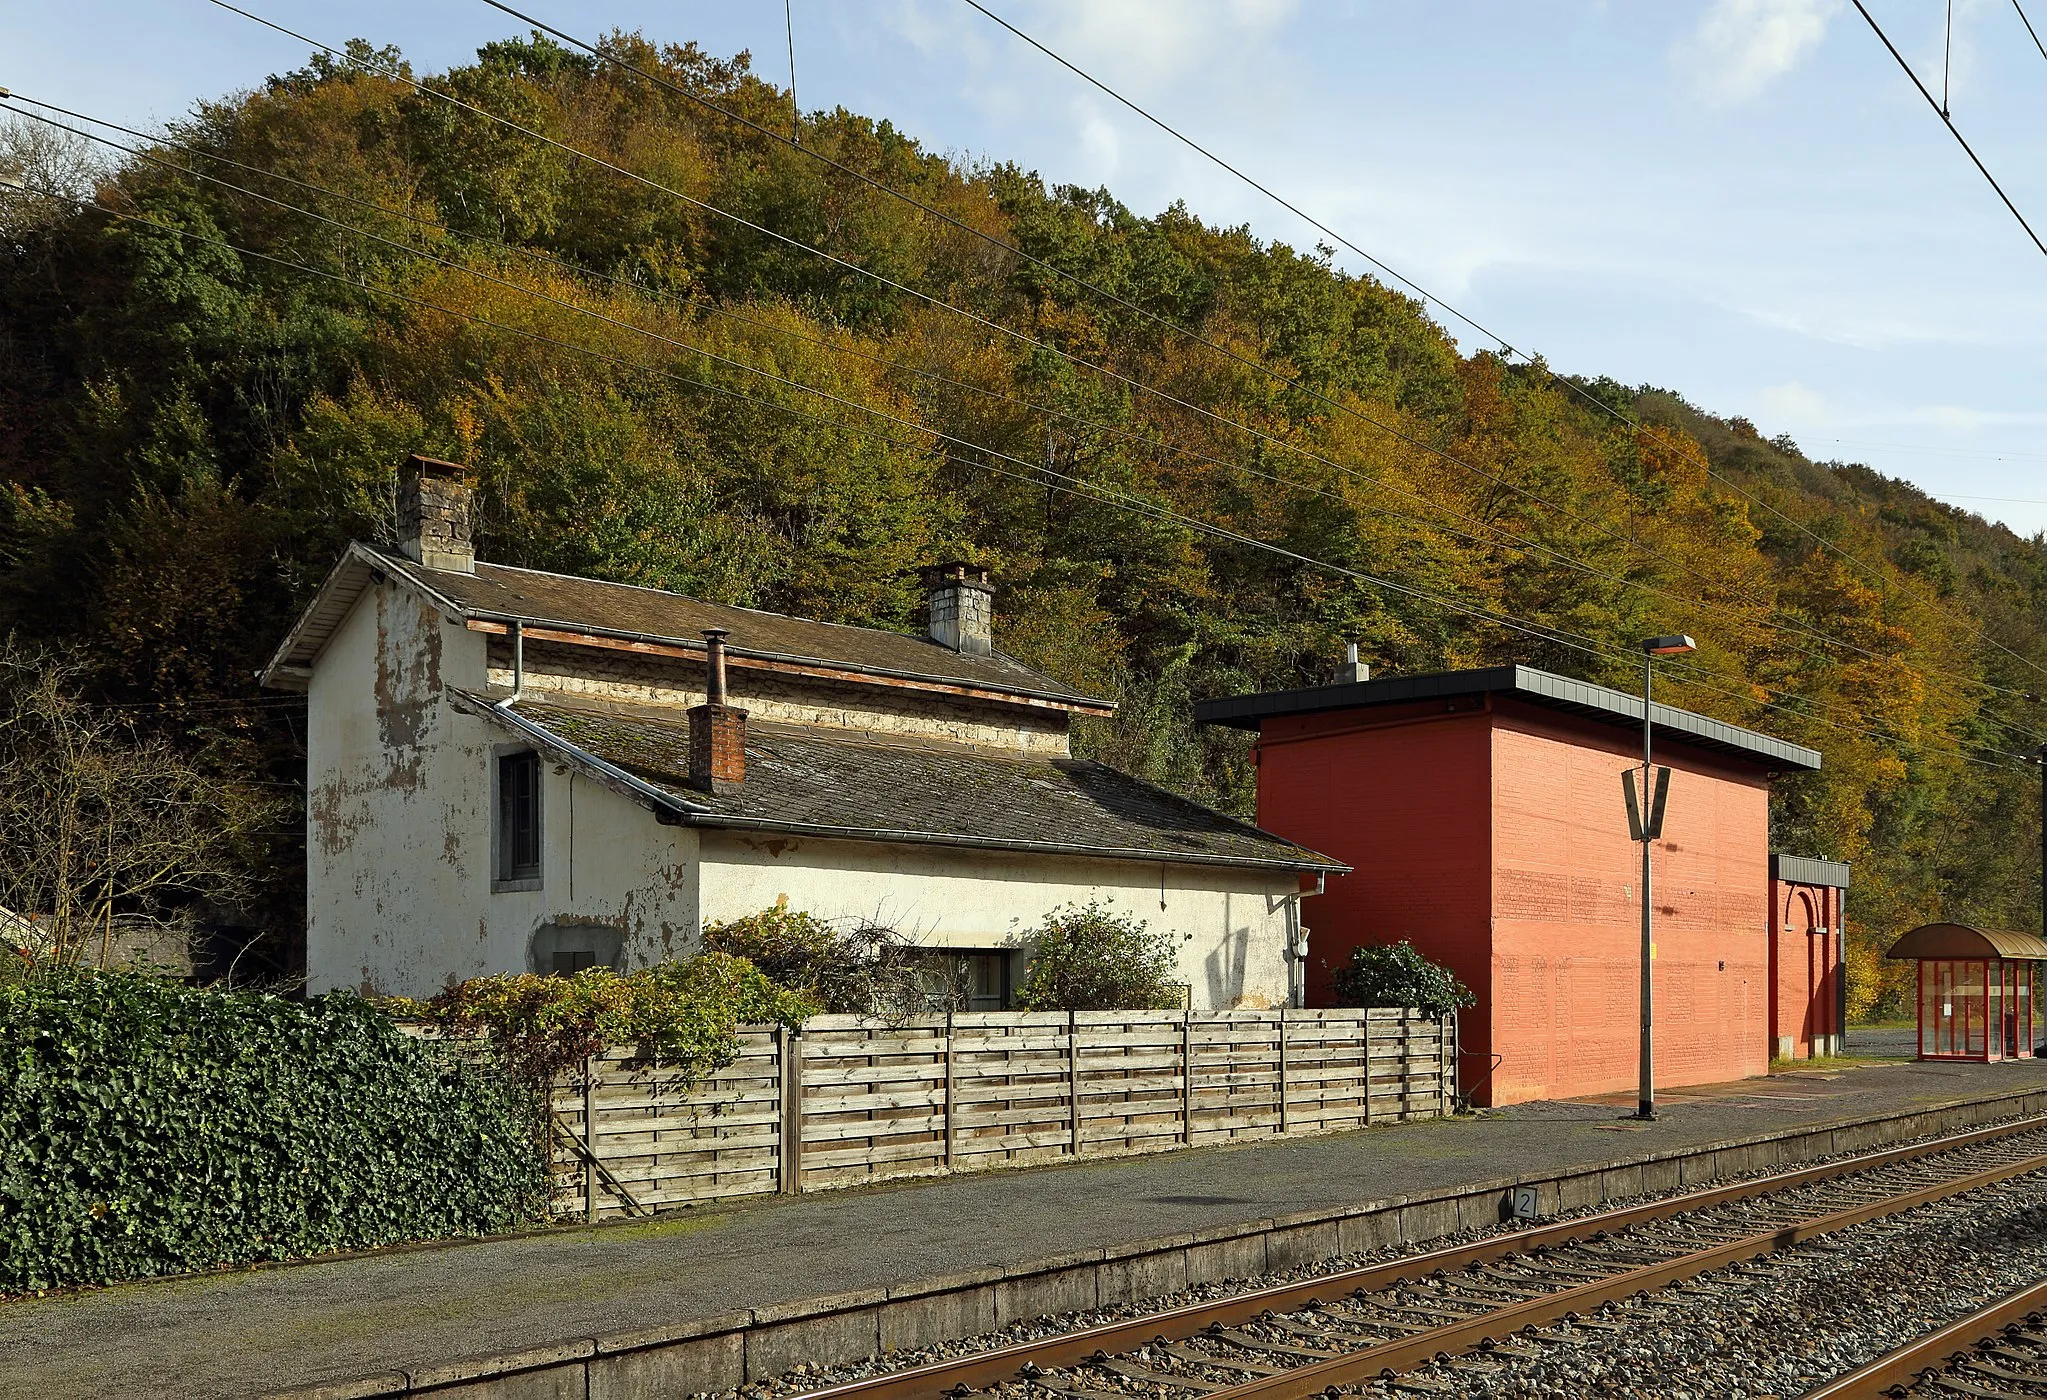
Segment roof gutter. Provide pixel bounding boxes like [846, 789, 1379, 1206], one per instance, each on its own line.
[459, 611, 1114, 714]
[451, 691, 710, 822]
[455, 692, 1344, 874]
[670, 810, 1352, 874]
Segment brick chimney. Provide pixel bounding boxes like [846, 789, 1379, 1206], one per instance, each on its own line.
[927, 564, 993, 657]
[688, 628, 747, 793]
[398, 455, 476, 573]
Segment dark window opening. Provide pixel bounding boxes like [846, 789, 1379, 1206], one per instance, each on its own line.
[907, 950, 1011, 1011]
[497, 750, 541, 883]
[550, 948, 597, 977]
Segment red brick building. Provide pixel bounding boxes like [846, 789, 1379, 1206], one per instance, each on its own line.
[1768, 855, 1848, 1061]
[1196, 666, 1823, 1106]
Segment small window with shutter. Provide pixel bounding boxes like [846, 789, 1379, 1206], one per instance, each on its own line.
[495, 750, 542, 889]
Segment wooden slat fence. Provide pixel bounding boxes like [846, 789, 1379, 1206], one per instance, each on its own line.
[551, 1008, 1454, 1221]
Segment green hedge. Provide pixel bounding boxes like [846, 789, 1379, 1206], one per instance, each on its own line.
[0, 971, 547, 1293]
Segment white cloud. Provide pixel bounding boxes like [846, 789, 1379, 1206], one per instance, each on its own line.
[1682, 0, 1839, 105]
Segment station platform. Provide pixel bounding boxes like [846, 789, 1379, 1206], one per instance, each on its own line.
[6, 1051, 2047, 1399]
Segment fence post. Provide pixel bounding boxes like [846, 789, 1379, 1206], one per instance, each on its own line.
[942, 1011, 956, 1173]
[778, 1023, 804, 1195]
[1362, 1011, 1374, 1127]
[1181, 1009, 1194, 1145]
[1444, 1011, 1459, 1113]
[582, 1054, 598, 1225]
[1068, 1010, 1081, 1158]
[1277, 1009, 1290, 1136]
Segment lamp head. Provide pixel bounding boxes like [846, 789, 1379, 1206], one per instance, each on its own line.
[1642, 634, 1696, 656]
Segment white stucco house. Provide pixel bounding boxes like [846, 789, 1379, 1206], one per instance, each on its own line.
[260, 456, 1343, 1008]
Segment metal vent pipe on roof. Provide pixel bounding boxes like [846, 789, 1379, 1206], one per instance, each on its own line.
[704, 627, 729, 705]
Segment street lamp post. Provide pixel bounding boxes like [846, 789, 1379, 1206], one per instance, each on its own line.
[1637, 634, 1696, 1121]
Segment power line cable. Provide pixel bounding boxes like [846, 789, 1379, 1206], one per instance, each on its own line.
[26, 96, 2007, 712]
[959, 0, 2047, 692]
[32, 96, 2039, 753]
[2018, 0, 2047, 62]
[24, 182, 2033, 775]
[470, 0, 1828, 617]
[187, 4, 2045, 711]
[1851, 0, 2047, 259]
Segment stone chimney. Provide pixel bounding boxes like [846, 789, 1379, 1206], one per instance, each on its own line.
[927, 564, 993, 657]
[688, 628, 747, 793]
[398, 454, 476, 574]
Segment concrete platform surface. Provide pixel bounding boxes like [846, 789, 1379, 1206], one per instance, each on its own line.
[5, 1053, 2045, 1399]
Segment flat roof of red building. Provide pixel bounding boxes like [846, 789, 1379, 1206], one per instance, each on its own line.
[1193, 663, 1823, 773]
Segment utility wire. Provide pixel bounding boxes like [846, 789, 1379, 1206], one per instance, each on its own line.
[2018, 0, 2047, 63]
[22, 181, 2033, 774]
[961, 0, 2047, 691]
[1851, 0, 2047, 259]
[29, 95, 2041, 755]
[468, 0, 1760, 603]
[197, 2, 2045, 710]
[25, 96, 2018, 713]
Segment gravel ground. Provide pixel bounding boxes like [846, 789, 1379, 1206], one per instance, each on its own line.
[1386, 1177, 2047, 1398]
[695, 1111, 2047, 1400]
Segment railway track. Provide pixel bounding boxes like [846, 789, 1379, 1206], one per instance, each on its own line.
[1801, 1277, 2047, 1398]
[789, 1115, 2047, 1400]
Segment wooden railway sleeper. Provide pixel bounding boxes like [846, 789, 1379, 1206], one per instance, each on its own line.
[1158, 1340, 1290, 1376]
[1089, 1354, 1229, 1391]
[1955, 1356, 2047, 1388]
[1252, 1313, 1381, 1346]
[1203, 1326, 1338, 1360]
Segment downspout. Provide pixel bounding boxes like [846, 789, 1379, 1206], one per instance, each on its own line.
[497, 619, 525, 707]
[1285, 872, 1326, 1009]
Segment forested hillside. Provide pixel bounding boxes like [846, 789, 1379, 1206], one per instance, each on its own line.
[2, 34, 2042, 1013]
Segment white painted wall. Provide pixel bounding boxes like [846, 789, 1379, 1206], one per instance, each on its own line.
[305, 583, 700, 996]
[306, 580, 1304, 1008]
[697, 832, 1300, 1011]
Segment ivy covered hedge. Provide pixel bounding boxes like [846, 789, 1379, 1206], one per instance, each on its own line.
[0, 971, 546, 1293]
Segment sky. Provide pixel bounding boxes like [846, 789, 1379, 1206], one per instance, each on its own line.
[9, 0, 2047, 537]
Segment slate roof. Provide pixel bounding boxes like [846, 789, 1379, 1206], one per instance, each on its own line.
[1193, 663, 1821, 772]
[456, 692, 1345, 873]
[260, 543, 1109, 709]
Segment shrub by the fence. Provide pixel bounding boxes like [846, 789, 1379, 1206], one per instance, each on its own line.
[1331, 940, 1474, 1019]
[1013, 901, 1185, 1011]
[402, 952, 818, 1086]
[0, 970, 546, 1293]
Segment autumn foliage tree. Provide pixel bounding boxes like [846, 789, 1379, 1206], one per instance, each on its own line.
[0, 33, 2042, 1012]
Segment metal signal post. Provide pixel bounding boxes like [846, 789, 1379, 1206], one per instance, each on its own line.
[1635, 635, 1696, 1120]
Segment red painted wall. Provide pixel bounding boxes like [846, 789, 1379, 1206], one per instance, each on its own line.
[1254, 700, 1496, 1085]
[1769, 880, 1839, 1059]
[1253, 695, 1774, 1106]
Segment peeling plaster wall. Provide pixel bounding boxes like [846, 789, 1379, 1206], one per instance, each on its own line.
[485, 638, 1072, 755]
[306, 585, 701, 996]
[696, 832, 1300, 1011]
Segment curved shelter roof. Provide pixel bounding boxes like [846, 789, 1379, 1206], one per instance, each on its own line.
[1885, 923, 2047, 962]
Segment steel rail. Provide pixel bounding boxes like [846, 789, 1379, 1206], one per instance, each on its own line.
[1203, 1145, 2047, 1396]
[792, 1114, 2047, 1400]
[1799, 1277, 2047, 1398]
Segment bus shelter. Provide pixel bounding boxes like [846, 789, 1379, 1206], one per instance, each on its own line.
[1886, 923, 2047, 1062]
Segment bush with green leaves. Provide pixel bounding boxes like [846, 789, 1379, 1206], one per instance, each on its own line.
[701, 900, 928, 1016]
[0, 969, 546, 1294]
[1330, 941, 1474, 1019]
[1013, 901, 1185, 1012]
[399, 952, 820, 1087]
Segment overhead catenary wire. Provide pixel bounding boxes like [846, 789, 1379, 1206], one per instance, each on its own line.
[20, 96, 2022, 716]
[172, 5, 2047, 711]
[24, 96, 2035, 758]
[19, 180, 2035, 775]
[1850, 0, 2047, 260]
[957, 0, 2047, 692]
